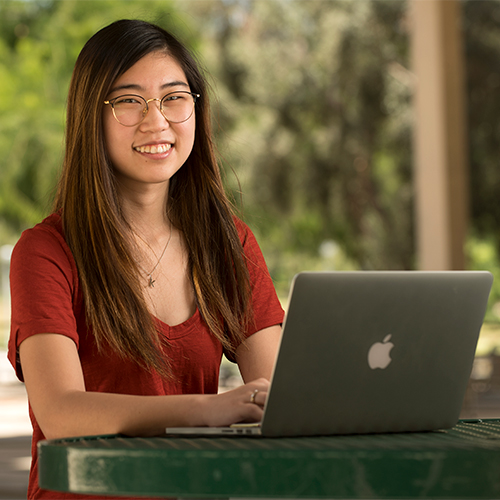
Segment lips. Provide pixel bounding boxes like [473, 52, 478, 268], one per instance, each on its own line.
[134, 144, 172, 154]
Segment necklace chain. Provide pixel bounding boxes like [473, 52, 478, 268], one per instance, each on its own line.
[135, 224, 173, 288]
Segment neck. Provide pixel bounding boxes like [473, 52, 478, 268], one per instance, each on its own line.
[118, 181, 171, 238]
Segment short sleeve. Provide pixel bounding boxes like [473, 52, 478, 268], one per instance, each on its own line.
[224, 219, 285, 361]
[8, 217, 81, 381]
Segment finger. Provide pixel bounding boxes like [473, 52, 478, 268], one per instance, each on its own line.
[248, 388, 267, 407]
[237, 402, 264, 423]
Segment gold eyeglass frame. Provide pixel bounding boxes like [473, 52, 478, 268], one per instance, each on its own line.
[104, 91, 200, 127]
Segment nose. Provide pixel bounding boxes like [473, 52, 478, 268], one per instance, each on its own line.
[140, 98, 169, 131]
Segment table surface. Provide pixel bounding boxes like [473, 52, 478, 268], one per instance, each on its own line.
[38, 419, 500, 499]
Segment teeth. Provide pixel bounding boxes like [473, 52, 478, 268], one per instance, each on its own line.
[135, 144, 171, 154]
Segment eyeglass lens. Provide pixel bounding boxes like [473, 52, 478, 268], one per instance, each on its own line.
[111, 92, 196, 126]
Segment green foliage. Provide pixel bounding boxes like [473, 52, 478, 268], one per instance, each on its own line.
[466, 235, 500, 323]
[1, 0, 500, 302]
[464, 0, 500, 253]
[179, 0, 413, 272]
[0, 0, 189, 242]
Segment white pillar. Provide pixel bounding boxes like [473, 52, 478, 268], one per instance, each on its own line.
[411, 0, 469, 270]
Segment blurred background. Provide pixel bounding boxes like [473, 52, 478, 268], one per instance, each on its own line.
[2, 0, 500, 496]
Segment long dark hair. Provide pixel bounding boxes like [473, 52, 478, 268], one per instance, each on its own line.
[54, 20, 252, 378]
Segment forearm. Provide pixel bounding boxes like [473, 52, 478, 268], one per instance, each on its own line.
[20, 334, 268, 440]
[236, 325, 282, 382]
[36, 390, 210, 440]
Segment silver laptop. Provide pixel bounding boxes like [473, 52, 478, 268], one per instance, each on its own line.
[166, 271, 493, 437]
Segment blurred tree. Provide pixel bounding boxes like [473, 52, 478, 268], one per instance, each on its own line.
[0, 0, 189, 242]
[3, 0, 500, 300]
[180, 0, 413, 279]
[464, 0, 500, 252]
[462, 0, 500, 316]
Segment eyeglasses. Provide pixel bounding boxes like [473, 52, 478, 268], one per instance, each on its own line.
[104, 91, 200, 127]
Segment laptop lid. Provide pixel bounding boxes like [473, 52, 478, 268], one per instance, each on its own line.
[259, 271, 493, 437]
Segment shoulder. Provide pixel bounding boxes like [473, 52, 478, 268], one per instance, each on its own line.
[14, 213, 69, 257]
[232, 216, 273, 279]
[12, 212, 76, 282]
[233, 216, 258, 248]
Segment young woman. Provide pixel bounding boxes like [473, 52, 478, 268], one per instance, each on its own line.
[8, 19, 284, 499]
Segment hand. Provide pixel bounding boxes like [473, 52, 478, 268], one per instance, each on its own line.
[200, 378, 270, 428]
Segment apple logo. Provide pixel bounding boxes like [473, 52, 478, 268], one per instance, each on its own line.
[367, 334, 394, 370]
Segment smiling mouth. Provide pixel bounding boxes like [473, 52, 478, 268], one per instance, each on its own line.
[134, 144, 172, 154]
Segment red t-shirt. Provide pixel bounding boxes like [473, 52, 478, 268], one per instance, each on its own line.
[8, 213, 284, 500]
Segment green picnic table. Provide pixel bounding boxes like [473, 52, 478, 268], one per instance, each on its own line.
[38, 419, 500, 498]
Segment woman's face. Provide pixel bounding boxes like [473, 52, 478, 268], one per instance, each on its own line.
[103, 51, 196, 192]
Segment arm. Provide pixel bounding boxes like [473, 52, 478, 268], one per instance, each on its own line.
[233, 325, 281, 409]
[235, 324, 282, 383]
[19, 333, 269, 439]
[234, 220, 284, 384]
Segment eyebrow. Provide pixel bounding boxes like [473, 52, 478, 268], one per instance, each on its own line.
[109, 81, 190, 94]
